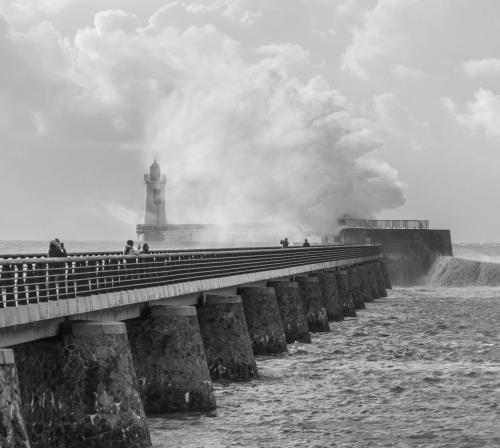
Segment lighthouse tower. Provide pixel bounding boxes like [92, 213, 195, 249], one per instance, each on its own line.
[136, 159, 168, 241]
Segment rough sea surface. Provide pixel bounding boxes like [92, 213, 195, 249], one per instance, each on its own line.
[2, 241, 500, 446]
[149, 285, 500, 447]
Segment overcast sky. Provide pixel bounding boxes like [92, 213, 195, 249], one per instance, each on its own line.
[1, 0, 499, 243]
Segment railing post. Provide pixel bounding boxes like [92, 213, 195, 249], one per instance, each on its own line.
[75, 259, 89, 296]
[25, 262, 38, 304]
[34, 262, 47, 302]
[66, 260, 76, 299]
[89, 259, 99, 293]
[108, 258, 120, 292]
[16, 263, 28, 306]
[1, 263, 16, 307]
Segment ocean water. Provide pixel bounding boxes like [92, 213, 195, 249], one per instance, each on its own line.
[148, 244, 500, 448]
[2, 242, 500, 446]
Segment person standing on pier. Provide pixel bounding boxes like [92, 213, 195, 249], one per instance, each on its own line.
[123, 240, 139, 256]
[47, 238, 68, 300]
[302, 239, 310, 247]
[280, 238, 290, 248]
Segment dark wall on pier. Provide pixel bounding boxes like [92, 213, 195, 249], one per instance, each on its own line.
[338, 228, 453, 286]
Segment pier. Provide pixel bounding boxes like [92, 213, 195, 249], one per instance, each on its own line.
[0, 244, 389, 447]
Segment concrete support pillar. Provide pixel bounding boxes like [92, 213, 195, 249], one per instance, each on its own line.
[295, 276, 330, 332]
[268, 279, 311, 344]
[374, 262, 388, 297]
[365, 263, 381, 299]
[380, 259, 393, 289]
[197, 295, 258, 381]
[0, 349, 30, 448]
[127, 305, 216, 413]
[345, 267, 364, 310]
[15, 321, 152, 448]
[356, 265, 374, 303]
[312, 272, 344, 321]
[335, 270, 356, 317]
[239, 286, 288, 355]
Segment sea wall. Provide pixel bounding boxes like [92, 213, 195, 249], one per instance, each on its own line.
[338, 228, 453, 286]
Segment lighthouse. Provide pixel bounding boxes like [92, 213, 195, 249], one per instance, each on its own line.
[136, 159, 168, 241]
[136, 159, 284, 245]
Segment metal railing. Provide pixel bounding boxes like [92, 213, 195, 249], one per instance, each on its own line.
[0, 245, 381, 308]
[340, 219, 430, 230]
[0, 246, 279, 261]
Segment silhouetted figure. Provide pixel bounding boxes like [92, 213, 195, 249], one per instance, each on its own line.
[280, 237, 290, 248]
[124, 240, 139, 256]
[48, 238, 67, 258]
[141, 243, 150, 254]
[302, 239, 310, 247]
[47, 238, 68, 300]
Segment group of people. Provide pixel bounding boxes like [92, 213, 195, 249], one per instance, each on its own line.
[123, 240, 150, 255]
[47, 239, 152, 258]
[49, 238, 314, 254]
[280, 238, 311, 248]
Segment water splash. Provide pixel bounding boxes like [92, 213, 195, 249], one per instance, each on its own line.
[426, 256, 500, 287]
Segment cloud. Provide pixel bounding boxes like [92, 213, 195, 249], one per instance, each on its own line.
[341, 0, 411, 78]
[443, 89, 500, 140]
[372, 92, 430, 151]
[462, 58, 500, 77]
[393, 64, 425, 79]
[0, 1, 407, 238]
[0, 0, 73, 21]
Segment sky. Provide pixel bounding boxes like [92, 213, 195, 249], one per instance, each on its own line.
[1, 0, 499, 243]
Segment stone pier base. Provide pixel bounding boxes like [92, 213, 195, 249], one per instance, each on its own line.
[347, 267, 365, 310]
[296, 276, 330, 332]
[380, 259, 393, 289]
[197, 295, 258, 381]
[15, 321, 152, 448]
[365, 263, 381, 299]
[269, 279, 311, 344]
[0, 349, 30, 448]
[336, 270, 356, 317]
[127, 305, 216, 413]
[312, 272, 344, 321]
[374, 262, 388, 297]
[239, 286, 288, 355]
[357, 265, 374, 303]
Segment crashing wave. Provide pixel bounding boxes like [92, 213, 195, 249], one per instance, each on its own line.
[425, 256, 500, 287]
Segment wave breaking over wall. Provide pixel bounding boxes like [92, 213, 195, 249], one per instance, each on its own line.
[426, 256, 500, 287]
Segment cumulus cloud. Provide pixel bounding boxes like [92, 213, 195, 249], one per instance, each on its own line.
[0, 0, 73, 21]
[462, 58, 500, 77]
[443, 89, 500, 140]
[0, 1, 407, 238]
[372, 92, 430, 151]
[393, 64, 425, 79]
[341, 0, 411, 78]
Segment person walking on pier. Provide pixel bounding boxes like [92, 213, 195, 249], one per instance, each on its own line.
[280, 237, 290, 248]
[302, 239, 310, 247]
[47, 238, 68, 300]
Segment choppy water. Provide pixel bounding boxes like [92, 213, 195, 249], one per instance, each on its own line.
[2, 241, 500, 446]
[149, 287, 500, 447]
